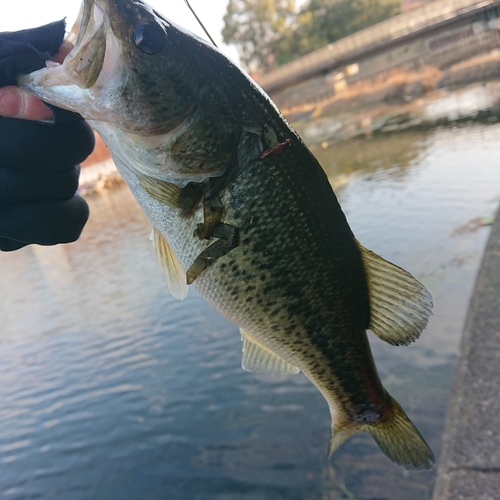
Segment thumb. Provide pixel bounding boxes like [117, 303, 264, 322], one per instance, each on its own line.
[0, 86, 53, 121]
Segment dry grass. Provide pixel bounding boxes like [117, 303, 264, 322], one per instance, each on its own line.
[282, 66, 442, 118]
[439, 49, 500, 87]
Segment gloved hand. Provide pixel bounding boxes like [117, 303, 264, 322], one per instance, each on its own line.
[0, 20, 95, 251]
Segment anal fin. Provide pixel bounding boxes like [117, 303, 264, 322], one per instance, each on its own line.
[152, 229, 188, 300]
[240, 329, 300, 374]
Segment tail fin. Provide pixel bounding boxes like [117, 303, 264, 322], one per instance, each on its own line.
[329, 395, 434, 471]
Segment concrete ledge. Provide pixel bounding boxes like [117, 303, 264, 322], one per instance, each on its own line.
[433, 203, 500, 500]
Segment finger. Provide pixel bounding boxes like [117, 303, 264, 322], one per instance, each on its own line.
[0, 86, 53, 121]
[0, 20, 66, 56]
[0, 237, 28, 252]
[0, 21, 66, 88]
[0, 165, 80, 206]
[0, 116, 95, 172]
[0, 195, 89, 246]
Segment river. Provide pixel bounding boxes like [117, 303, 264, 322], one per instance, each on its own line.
[1, 122, 499, 499]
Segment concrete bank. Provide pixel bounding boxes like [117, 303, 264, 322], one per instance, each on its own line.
[433, 203, 500, 500]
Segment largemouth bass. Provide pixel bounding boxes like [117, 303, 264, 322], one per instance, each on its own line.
[20, 0, 434, 470]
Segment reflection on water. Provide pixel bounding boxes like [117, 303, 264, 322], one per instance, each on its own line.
[423, 82, 500, 123]
[1, 122, 500, 499]
[312, 131, 425, 191]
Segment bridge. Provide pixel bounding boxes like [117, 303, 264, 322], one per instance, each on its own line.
[259, 0, 500, 108]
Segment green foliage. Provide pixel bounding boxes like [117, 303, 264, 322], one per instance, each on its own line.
[296, 0, 401, 53]
[222, 0, 296, 72]
[222, 0, 401, 71]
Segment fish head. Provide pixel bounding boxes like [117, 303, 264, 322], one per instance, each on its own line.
[19, 0, 243, 184]
[22, 0, 202, 136]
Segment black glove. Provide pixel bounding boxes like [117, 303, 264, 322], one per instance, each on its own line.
[0, 20, 95, 251]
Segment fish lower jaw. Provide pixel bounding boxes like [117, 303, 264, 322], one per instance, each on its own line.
[19, 65, 97, 117]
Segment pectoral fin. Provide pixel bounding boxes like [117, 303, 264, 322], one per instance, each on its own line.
[152, 229, 188, 300]
[357, 242, 433, 346]
[240, 329, 300, 374]
[139, 175, 202, 212]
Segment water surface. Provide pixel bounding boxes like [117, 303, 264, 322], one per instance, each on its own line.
[1, 122, 499, 499]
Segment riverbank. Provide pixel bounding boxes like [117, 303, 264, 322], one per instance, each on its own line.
[291, 78, 500, 146]
[79, 158, 122, 196]
[432, 203, 500, 499]
[78, 78, 500, 195]
[79, 50, 500, 194]
[288, 50, 500, 146]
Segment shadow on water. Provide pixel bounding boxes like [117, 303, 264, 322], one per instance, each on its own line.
[1, 122, 500, 499]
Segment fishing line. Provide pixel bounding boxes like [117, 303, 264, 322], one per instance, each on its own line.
[183, 0, 218, 47]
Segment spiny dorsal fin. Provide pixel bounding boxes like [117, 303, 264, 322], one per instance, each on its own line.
[139, 175, 201, 211]
[358, 242, 433, 346]
[152, 229, 188, 300]
[240, 329, 300, 374]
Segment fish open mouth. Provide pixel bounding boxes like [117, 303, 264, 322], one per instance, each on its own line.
[21, 0, 124, 96]
[61, 0, 108, 89]
[19, 0, 109, 91]
[17, 0, 123, 123]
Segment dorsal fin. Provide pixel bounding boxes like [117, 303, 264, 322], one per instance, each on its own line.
[240, 329, 300, 374]
[357, 242, 433, 346]
[152, 229, 188, 300]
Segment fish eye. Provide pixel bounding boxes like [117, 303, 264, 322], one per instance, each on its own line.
[133, 22, 167, 55]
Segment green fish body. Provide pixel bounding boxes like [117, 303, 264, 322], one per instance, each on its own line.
[20, 0, 434, 470]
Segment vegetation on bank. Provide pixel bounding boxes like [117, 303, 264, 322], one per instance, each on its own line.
[222, 0, 400, 71]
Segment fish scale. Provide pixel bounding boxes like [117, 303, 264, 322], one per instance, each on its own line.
[150, 141, 383, 424]
[125, 129, 383, 423]
[20, 0, 435, 470]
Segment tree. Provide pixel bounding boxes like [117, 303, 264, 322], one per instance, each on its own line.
[294, 0, 400, 54]
[222, 0, 296, 72]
